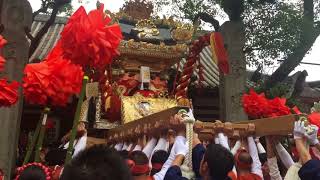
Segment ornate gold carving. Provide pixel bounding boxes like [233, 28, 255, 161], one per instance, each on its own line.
[120, 40, 188, 53]
[121, 94, 177, 124]
[119, 0, 153, 20]
[134, 19, 160, 38]
[171, 25, 194, 42]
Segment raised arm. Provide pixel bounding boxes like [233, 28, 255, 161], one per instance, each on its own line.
[231, 140, 241, 155]
[142, 137, 157, 159]
[153, 135, 187, 180]
[275, 142, 294, 169]
[266, 137, 282, 180]
[218, 133, 230, 150]
[248, 136, 263, 178]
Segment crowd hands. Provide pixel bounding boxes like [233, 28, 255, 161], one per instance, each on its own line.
[15, 114, 320, 180]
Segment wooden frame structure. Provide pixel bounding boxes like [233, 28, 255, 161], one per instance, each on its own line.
[106, 106, 299, 143]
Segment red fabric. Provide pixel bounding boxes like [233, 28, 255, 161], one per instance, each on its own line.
[126, 160, 150, 175]
[23, 52, 84, 106]
[131, 164, 150, 175]
[242, 89, 291, 119]
[135, 90, 155, 98]
[228, 171, 237, 180]
[46, 119, 55, 129]
[51, 166, 63, 180]
[266, 97, 291, 117]
[0, 78, 19, 107]
[46, 54, 84, 106]
[152, 163, 163, 170]
[237, 173, 262, 180]
[107, 95, 121, 122]
[23, 61, 51, 105]
[308, 112, 320, 135]
[213, 33, 229, 74]
[60, 4, 122, 70]
[0, 56, 5, 72]
[292, 106, 302, 114]
[0, 35, 7, 72]
[0, 35, 7, 48]
[242, 89, 268, 119]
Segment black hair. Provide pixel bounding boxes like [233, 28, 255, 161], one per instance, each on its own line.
[128, 151, 149, 176]
[204, 144, 234, 180]
[119, 150, 129, 160]
[237, 151, 253, 170]
[150, 150, 169, 176]
[129, 151, 149, 165]
[60, 145, 132, 180]
[45, 148, 67, 166]
[18, 165, 46, 180]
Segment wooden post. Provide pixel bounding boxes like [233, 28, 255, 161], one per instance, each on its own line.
[219, 21, 247, 122]
[0, 0, 32, 178]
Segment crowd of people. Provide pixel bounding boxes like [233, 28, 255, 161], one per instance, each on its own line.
[14, 114, 320, 180]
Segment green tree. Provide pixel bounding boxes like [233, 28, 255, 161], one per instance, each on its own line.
[152, 0, 320, 90]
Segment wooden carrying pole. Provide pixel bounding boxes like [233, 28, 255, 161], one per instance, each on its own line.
[106, 106, 299, 143]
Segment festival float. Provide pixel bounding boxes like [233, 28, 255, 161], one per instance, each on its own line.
[11, 1, 318, 169]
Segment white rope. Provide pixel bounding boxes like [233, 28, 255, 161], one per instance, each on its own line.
[179, 109, 195, 179]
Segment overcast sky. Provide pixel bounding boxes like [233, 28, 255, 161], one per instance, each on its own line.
[28, 0, 320, 82]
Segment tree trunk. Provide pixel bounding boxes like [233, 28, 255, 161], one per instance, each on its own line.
[219, 21, 247, 122]
[265, 0, 319, 89]
[0, 0, 32, 178]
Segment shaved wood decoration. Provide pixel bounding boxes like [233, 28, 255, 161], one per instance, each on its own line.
[106, 106, 300, 143]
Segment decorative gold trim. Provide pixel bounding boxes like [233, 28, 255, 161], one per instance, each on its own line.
[121, 94, 177, 124]
[94, 120, 120, 129]
[119, 40, 188, 55]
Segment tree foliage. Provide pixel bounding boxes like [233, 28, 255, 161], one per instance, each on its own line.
[243, 1, 304, 67]
[152, 0, 320, 93]
[153, 0, 317, 68]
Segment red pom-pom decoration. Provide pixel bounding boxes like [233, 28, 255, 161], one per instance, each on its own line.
[46, 55, 84, 106]
[59, 4, 122, 70]
[0, 78, 19, 107]
[0, 35, 7, 72]
[242, 89, 291, 119]
[308, 112, 320, 135]
[242, 89, 269, 119]
[0, 56, 5, 72]
[23, 51, 84, 106]
[0, 35, 7, 48]
[23, 61, 51, 105]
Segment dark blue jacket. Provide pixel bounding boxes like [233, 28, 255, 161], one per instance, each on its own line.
[298, 159, 320, 180]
